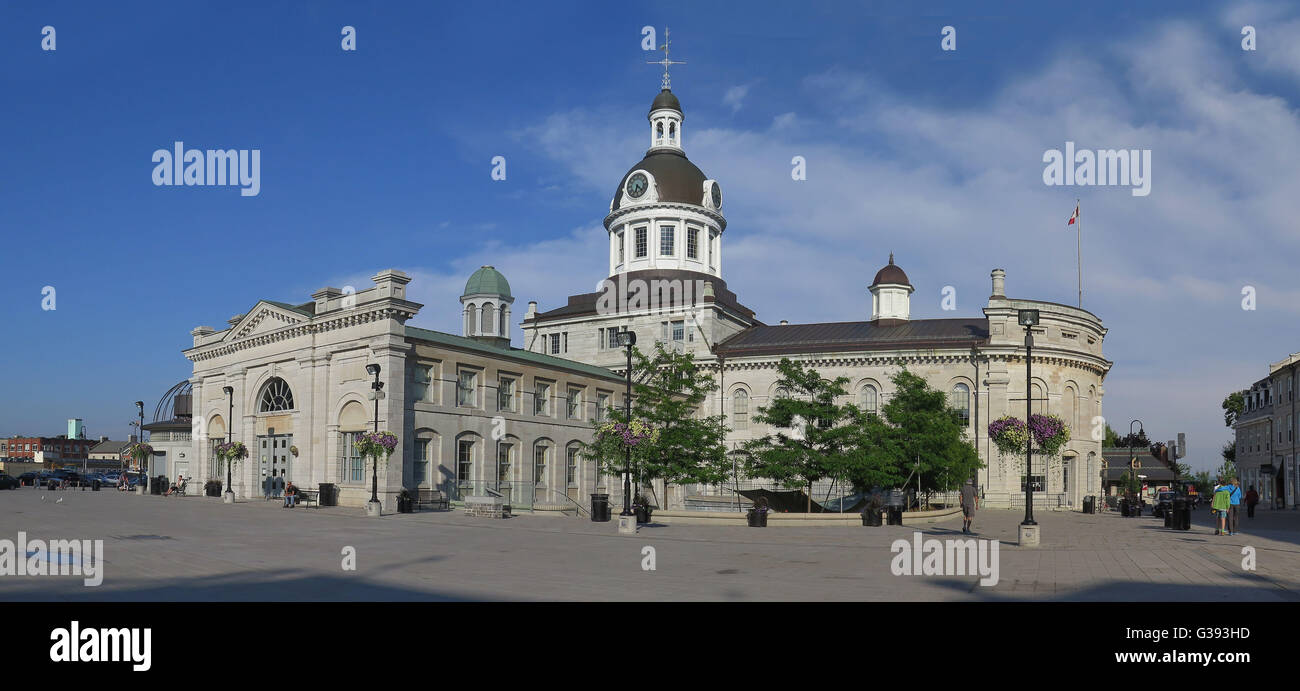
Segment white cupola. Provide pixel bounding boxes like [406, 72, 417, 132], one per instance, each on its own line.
[648, 88, 683, 152]
[869, 253, 914, 321]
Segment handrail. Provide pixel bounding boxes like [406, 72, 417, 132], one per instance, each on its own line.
[535, 488, 590, 518]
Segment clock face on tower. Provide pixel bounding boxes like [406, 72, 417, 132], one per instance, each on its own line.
[710, 181, 722, 209]
[626, 173, 648, 199]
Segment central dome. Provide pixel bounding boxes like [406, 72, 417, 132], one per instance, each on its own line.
[611, 150, 707, 210]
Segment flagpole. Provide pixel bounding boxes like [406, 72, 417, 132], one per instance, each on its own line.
[1076, 198, 1082, 308]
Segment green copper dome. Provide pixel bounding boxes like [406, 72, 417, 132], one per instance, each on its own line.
[462, 265, 511, 298]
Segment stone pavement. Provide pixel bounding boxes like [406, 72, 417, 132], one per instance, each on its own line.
[0, 488, 1296, 601]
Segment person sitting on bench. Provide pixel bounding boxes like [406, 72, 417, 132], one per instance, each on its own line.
[165, 475, 184, 496]
[283, 481, 300, 508]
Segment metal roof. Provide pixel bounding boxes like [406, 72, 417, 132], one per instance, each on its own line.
[404, 326, 623, 382]
[715, 317, 989, 358]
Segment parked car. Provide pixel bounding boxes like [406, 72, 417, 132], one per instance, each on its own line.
[16, 472, 39, 487]
[1152, 490, 1178, 517]
[0, 474, 19, 490]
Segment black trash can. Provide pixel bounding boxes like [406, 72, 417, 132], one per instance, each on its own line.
[1163, 506, 1173, 528]
[150, 476, 164, 495]
[92, 479, 100, 492]
[1082, 496, 1094, 514]
[747, 509, 768, 527]
[318, 483, 338, 507]
[590, 493, 611, 522]
[635, 506, 651, 524]
[1120, 499, 1129, 517]
[886, 506, 904, 526]
[862, 509, 883, 527]
[1173, 498, 1191, 530]
[397, 494, 413, 513]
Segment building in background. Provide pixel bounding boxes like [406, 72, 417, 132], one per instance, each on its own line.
[1, 435, 96, 469]
[1233, 377, 1274, 506]
[1269, 354, 1299, 509]
[143, 380, 194, 481]
[88, 438, 131, 471]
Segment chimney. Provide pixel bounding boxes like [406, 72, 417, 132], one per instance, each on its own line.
[991, 268, 1006, 297]
[525, 301, 538, 320]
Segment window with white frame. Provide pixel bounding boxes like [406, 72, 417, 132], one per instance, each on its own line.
[596, 392, 610, 421]
[535, 381, 551, 416]
[412, 363, 438, 403]
[550, 333, 561, 354]
[950, 383, 971, 425]
[687, 227, 698, 259]
[617, 231, 625, 264]
[497, 442, 513, 485]
[566, 446, 579, 487]
[660, 226, 674, 256]
[567, 387, 582, 420]
[733, 390, 749, 430]
[457, 369, 477, 407]
[635, 227, 647, 258]
[341, 431, 364, 483]
[860, 386, 879, 416]
[534, 444, 549, 486]
[457, 439, 474, 489]
[497, 376, 516, 412]
[413, 438, 429, 486]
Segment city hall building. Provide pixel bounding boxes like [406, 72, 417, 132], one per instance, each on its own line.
[182, 78, 1112, 512]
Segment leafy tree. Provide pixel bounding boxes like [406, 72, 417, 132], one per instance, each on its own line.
[1222, 391, 1244, 427]
[1117, 430, 1150, 448]
[582, 343, 729, 507]
[1217, 458, 1237, 482]
[870, 369, 981, 499]
[741, 358, 865, 512]
[1103, 424, 1123, 447]
[1220, 441, 1235, 464]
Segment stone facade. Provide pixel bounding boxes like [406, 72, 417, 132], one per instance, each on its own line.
[185, 269, 627, 512]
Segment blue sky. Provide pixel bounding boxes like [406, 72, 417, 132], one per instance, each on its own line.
[3, 1, 1297, 471]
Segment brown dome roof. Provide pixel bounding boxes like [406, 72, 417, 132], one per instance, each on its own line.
[612, 150, 707, 210]
[872, 253, 911, 287]
[650, 88, 681, 113]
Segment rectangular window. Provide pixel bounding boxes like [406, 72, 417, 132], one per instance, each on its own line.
[497, 377, 516, 412]
[671, 320, 684, 342]
[566, 447, 578, 486]
[457, 440, 474, 490]
[412, 364, 437, 403]
[535, 381, 551, 416]
[550, 333, 561, 354]
[635, 227, 647, 258]
[497, 443, 512, 484]
[562, 332, 568, 353]
[413, 439, 429, 485]
[457, 369, 477, 407]
[567, 387, 582, 420]
[596, 393, 610, 422]
[618, 232, 625, 262]
[660, 226, 674, 256]
[608, 329, 621, 349]
[687, 227, 698, 259]
[534, 445, 547, 486]
[341, 432, 364, 483]
[1021, 475, 1045, 492]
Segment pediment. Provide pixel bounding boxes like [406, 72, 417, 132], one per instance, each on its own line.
[226, 303, 309, 341]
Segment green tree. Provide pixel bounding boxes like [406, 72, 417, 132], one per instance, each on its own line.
[741, 358, 865, 511]
[1220, 441, 1235, 465]
[629, 342, 730, 498]
[870, 369, 982, 500]
[1218, 458, 1237, 482]
[1103, 424, 1123, 447]
[582, 343, 729, 507]
[1222, 391, 1244, 427]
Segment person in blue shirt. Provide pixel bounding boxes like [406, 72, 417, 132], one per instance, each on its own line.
[1227, 478, 1242, 536]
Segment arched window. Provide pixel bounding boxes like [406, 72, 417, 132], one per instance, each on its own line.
[499, 309, 508, 337]
[732, 390, 749, 431]
[950, 383, 970, 425]
[1031, 383, 1047, 413]
[668, 121, 676, 143]
[859, 386, 879, 416]
[258, 378, 294, 412]
[656, 121, 664, 143]
[481, 303, 495, 334]
[774, 387, 790, 400]
[464, 303, 477, 336]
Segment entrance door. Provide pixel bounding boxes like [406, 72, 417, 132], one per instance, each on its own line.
[258, 433, 294, 497]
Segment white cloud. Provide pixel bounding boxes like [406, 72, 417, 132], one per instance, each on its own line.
[723, 84, 750, 113]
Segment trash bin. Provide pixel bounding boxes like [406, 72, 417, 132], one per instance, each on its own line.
[590, 493, 610, 522]
[862, 509, 883, 527]
[886, 506, 904, 526]
[150, 476, 164, 495]
[397, 494, 413, 513]
[1082, 496, 1095, 514]
[318, 483, 338, 507]
[92, 479, 101, 492]
[747, 509, 768, 527]
[1163, 505, 1173, 528]
[1173, 498, 1191, 530]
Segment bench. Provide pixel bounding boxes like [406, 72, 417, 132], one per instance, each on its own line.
[413, 489, 449, 511]
[282, 489, 317, 508]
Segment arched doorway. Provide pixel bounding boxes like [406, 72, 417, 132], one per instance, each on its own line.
[255, 377, 295, 498]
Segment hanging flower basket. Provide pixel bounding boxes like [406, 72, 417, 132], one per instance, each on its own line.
[215, 441, 249, 463]
[988, 414, 1071, 457]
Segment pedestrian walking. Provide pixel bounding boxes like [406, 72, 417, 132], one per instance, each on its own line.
[1211, 478, 1230, 535]
[960, 480, 978, 534]
[1227, 478, 1242, 535]
[1246, 485, 1259, 518]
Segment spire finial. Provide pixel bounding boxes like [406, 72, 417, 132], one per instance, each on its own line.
[647, 27, 686, 90]
[889, 252, 895, 265]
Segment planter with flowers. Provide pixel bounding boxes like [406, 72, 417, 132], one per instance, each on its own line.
[215, 441, 249, 502]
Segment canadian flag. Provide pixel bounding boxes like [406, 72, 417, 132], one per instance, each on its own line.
[1067, 202, 1079, 226]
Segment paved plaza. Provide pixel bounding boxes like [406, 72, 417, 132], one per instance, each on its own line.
[1, 489, 1297, 601]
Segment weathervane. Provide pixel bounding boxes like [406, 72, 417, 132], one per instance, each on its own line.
[647, 27, 685, 90]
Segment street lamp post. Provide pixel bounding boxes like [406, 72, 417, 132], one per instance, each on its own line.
[135, 401, 145, 492]
[1129, 419, 1143, 513]
[223, 386, 234, 502]
[615, 330, 636, 517]
[1017, 309, 1041, 546]
[365, 364, 384, 512]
